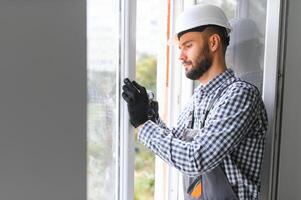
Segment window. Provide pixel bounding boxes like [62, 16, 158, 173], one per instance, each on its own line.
[87, 0, 273, 199]
[87, 0, 119, 199]
[134, 0, 163, 199]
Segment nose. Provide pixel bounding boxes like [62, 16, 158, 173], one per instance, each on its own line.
[178, 49, 187, 61]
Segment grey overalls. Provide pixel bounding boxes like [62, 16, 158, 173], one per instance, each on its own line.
[182, 82, 239, 200]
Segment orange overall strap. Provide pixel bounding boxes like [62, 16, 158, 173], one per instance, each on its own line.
[190, 181, 202, 198]
[187, 176, 202, 199]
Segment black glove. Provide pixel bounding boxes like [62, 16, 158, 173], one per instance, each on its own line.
[122, 78, 149, 128]
[148, 100, 159, 122]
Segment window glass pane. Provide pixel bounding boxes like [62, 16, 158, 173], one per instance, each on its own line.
[135, 0, 164, 199]
[227, 0, 267, 93]
[197, 0, 237, 18]
[195, 0, 267, 94]
[87, 0, 119, 199]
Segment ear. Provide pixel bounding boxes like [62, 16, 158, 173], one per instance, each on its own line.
[208, 34, 221, 52]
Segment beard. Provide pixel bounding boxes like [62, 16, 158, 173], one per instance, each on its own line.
[184, 44, 213, 80]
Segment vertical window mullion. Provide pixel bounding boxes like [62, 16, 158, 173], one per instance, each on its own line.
[118, 0, 137, 200]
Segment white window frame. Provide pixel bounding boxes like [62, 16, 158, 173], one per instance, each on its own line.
[260, 0, 286, 199]
[117, 0, 137, 199]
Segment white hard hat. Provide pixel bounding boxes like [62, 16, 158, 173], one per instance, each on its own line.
[169, 4, 232, 45]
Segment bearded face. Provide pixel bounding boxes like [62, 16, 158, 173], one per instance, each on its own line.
[183, 42, 213, 80]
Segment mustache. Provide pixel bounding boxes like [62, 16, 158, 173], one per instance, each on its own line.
[182, 61, 192, 66]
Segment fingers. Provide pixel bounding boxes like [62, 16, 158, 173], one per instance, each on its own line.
[122, 92, 133, 104]
[122, 85, 136, 102]
[124, 78, 137, 91]
[123, 78, 140, 93]
[123, 78, 132, 86]
[122, 84, 137, 94]
[122, 78, 147, 101]
[132, 81, 146, 94]
[122, 79, 139, 103]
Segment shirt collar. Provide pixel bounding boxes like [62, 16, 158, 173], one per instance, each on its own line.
[194, 68, 235, 94]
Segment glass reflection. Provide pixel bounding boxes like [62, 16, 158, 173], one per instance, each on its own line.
[226, 18, 263, 92]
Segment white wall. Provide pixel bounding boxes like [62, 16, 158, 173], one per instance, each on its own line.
[0, 1, 86, 200]
[277, 0, 301, 199]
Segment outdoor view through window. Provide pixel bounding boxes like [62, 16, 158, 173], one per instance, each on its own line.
[87, 0, 119, 199]
[135, 0, 163, 199]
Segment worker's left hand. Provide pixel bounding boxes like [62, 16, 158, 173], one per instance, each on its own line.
[122, 78, 149, 128]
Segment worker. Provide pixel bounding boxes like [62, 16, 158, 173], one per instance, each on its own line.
[122, 4, 268, 200]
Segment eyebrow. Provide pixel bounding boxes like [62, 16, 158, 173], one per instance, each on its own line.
[179, 40, 193, 49]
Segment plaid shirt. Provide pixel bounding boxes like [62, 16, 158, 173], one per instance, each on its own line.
[138, 69, 268, 199]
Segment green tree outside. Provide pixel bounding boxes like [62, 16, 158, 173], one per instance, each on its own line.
[135, 54, 157, 200]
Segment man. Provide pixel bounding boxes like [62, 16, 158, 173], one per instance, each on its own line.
[122, 4, 268, 200]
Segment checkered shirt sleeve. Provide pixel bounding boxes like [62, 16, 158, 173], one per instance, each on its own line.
[138, 83, 262, 177]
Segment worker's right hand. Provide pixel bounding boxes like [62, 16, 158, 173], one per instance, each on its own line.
[122, 78, 149, 128]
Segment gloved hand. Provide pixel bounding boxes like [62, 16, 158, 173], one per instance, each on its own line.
[148, 100, 159, 122]
[122, 78, 149, 128]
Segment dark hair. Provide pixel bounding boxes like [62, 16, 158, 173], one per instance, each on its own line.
[177, 25, 230, 54]
[177, 26, 207, 40]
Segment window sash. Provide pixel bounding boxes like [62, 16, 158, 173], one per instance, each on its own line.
[118, 0, 136, 200]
